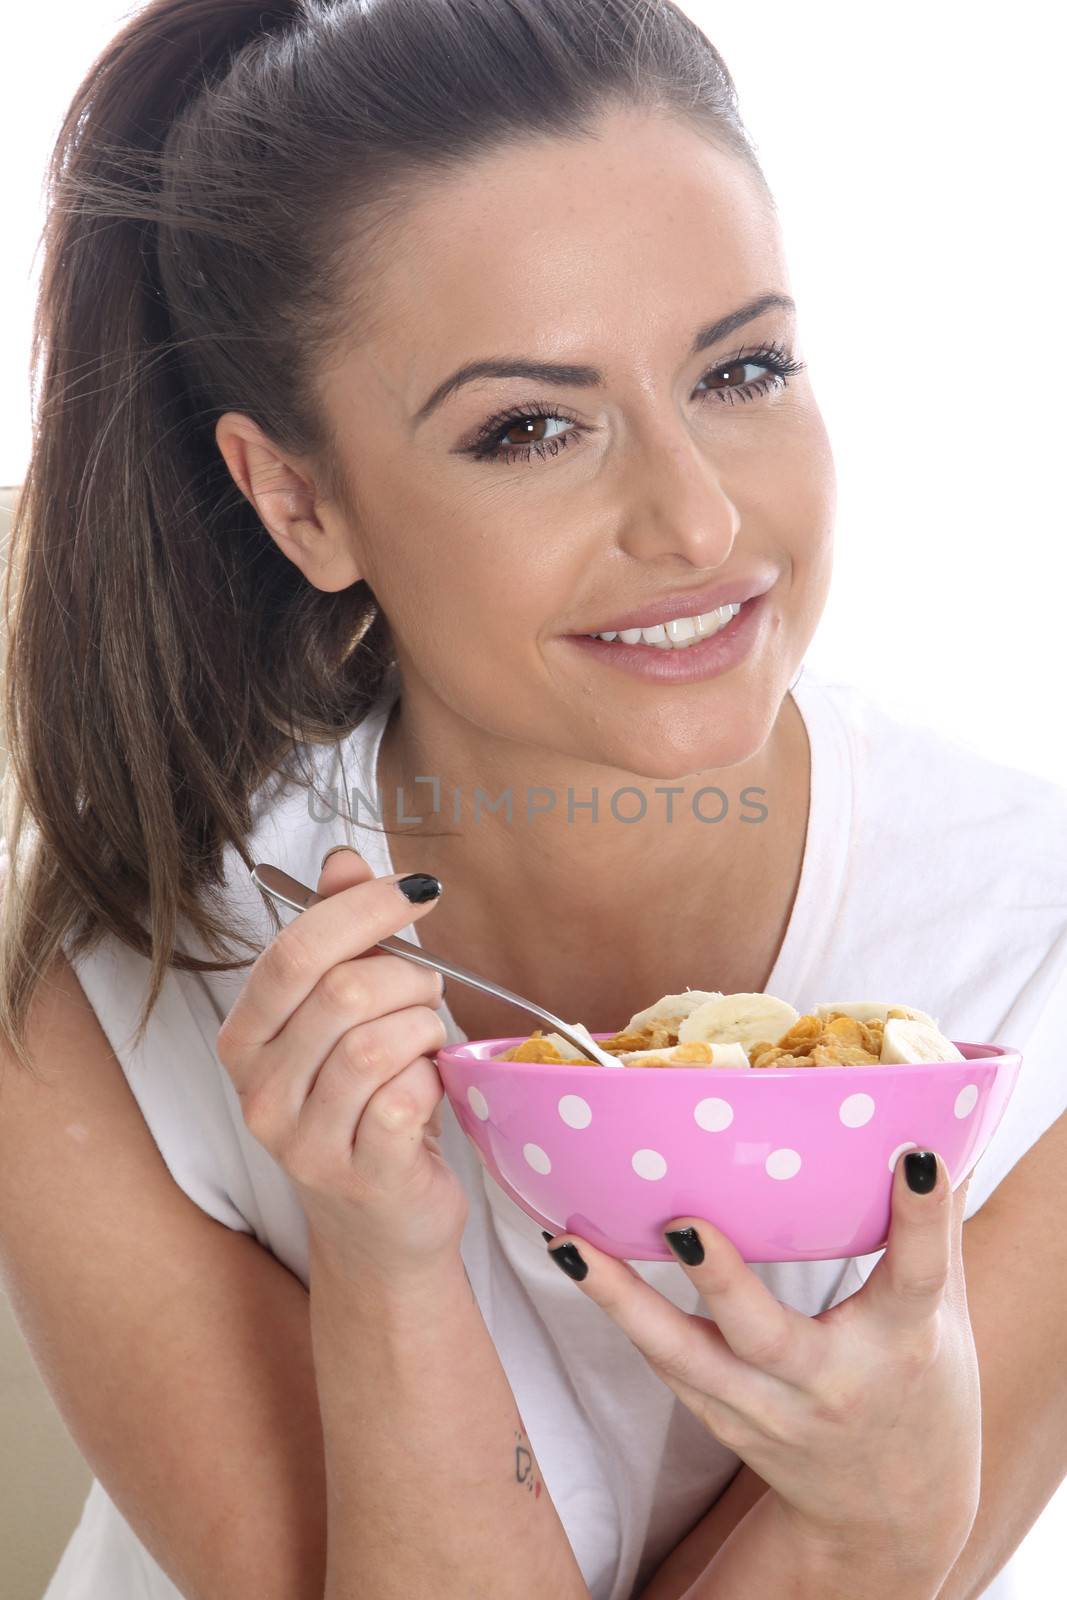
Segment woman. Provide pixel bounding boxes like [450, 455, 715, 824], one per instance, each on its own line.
[1, 1, 1064, 1597]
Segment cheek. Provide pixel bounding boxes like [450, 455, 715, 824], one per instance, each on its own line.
[790, 409, 837, 526]
[369, 506, 570, 678]
[757, 411, 836, 559]
[785, 422, 836, 626]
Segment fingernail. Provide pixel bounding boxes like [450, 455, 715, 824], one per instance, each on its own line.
[905, 1150, 938, 1194]
[664, 1227, 705, 1265]
[541, 1229, 554, 1242]
[321, 844, 360, 871]
[396, 872, 442, 903]
[548, 1242, 588, 1281]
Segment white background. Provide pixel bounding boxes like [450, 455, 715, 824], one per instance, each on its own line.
[0, 2, 1063, 1594]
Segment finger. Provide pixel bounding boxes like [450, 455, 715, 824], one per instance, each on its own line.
[543, 1226, 806, 1404]
[222, 862, 443, 1064]
[656, 1216, 818, 1385]
[319, 842, 376, 890]
[868, 1149, 953, 1326]
[544, 1227, 737, 1383]
[426, 1096, 445, 1141]
[945, 1169, 974, 1301]
[250, 950, 445, 1115]
[351, 1053, 447, 1189]
[293, 1003, 448, 1160]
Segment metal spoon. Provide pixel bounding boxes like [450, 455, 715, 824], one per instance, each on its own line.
[250, 863, 625, 1069]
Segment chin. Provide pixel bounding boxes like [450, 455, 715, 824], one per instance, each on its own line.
[591, 725, 772, 786]
[616, 747, 761, 785]
[611, 693, 779, 781]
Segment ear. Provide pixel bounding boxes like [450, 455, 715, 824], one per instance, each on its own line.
[214, 411, 364, 593]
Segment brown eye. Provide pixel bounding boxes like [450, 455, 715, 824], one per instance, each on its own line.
[705, 360, 759, 389]
[499, 416, 553, 448]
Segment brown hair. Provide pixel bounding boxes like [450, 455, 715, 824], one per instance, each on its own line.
[0, 0, 770, 1076]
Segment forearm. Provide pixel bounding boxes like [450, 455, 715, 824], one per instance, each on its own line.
[636, 1463, 771, 1600]
[307, 1237, 589, 1600]
[682, 1491, 964, 1600]
[639, 1462, 971, 1600]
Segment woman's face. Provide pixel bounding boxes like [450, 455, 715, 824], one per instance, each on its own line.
[318, 104, 836, 780]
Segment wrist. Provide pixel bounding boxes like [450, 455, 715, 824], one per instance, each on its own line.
[770, 1496, 960, 1600]
[308, 1227, 469, 1306]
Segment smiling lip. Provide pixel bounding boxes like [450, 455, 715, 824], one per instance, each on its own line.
[572, 573, 778, 636]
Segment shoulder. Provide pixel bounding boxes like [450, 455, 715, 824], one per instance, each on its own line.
[806, 668, 1067, 905]
[237, 698, 395, 902]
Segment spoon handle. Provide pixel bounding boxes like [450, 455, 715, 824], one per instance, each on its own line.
[249, 863, 622, 1068]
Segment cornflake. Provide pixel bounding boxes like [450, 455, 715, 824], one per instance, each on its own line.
[496, 1000, 924, 1070]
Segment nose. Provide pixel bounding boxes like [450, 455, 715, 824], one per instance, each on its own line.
[616, 428, 741, 568]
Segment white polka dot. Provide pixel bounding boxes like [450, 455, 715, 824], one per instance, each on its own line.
[523, 1143, 552, 1174]
[558, 1094, 592, 1129]
[888, 1140, 920, 1173]
[766, 1147, 802, 1180]
[839, 1092, 876, 1128]
[467, 1086, 489, 1120]
[632, 1148, 668, 1180]
[694, 1097, 734, 1132]
[954, 1084, 979, 1119]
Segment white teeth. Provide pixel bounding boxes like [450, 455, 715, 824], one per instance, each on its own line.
[589, 601, 741, 647]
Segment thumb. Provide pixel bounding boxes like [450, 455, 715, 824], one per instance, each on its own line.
[317, 843, 375, 895]
[867, 1149, 954, 1328]
[949, 1167, 974, 1270]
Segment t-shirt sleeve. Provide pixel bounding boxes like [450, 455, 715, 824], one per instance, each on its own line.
[962, 927, 1067, 1222]
[824, 928, 1067, 1311]
[61, 925, 262, 1238]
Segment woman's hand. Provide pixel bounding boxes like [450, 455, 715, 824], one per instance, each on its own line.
[544, 1152, 982, 1572]
[217, 847, 466, 1286]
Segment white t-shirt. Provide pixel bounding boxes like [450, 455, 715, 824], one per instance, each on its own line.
[40, 663, 1067, 1600]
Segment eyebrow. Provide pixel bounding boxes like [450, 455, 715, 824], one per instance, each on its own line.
[410, 291, 796, 429]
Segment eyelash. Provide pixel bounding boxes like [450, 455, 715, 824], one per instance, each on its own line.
[465, 339, 807, 465]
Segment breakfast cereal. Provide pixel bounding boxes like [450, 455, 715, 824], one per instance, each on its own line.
[496, 990, 962, 1068]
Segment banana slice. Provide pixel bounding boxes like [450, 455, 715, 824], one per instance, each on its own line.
[880, 1018, 964, 1065]
[816, 1000, 940, 1029]
[619, 1041, 751, 1069]
[542, 1022, 600, 1061]
[678, 992, 800, 1053]
[624, 989, 724, 1043]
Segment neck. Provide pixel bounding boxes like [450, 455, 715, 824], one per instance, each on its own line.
[372, 683, 810, 1026]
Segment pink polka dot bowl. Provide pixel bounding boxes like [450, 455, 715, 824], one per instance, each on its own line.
[435, 1035, 1022, 1262]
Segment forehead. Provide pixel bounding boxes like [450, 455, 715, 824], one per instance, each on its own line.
[352, 110, 786, 414]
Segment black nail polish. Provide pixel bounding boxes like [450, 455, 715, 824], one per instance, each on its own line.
[905, 1150, 938, 1194]
[665, 1227, 705, 1265]
[541, 1230, 554, 1242]
[396, 872, 442, 903]
[548, 1242, 588, 1281]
